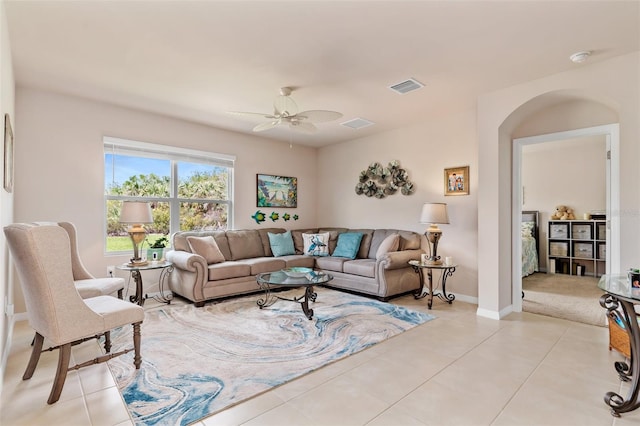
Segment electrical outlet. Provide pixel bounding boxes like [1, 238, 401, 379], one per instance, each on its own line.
[107, 265, 115, 277]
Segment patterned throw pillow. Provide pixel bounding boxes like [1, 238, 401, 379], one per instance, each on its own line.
[332, 232, 364, 259]
[267, 230, 295, 257]
[302, 232, 330, 257]
[186, 236, 226, 264]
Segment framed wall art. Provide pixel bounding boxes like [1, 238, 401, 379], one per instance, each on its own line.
[257, 173, 297, 208]
[4, 113, 13, 193]
[444, 166, 469, 196]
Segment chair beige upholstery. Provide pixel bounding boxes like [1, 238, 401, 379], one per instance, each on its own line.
[4, 223, 144, 404]
[57, 221, 125, 299]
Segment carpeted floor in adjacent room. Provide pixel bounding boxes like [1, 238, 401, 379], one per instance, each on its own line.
[522, 272, 607, 327]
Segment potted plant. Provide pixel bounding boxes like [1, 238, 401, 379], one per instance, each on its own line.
[146, 236, 169, 261]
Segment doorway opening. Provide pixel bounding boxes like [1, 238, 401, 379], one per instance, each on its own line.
[511, 124, 620, 313]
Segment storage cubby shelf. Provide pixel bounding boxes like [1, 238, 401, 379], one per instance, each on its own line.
[547, 219, 607, 277]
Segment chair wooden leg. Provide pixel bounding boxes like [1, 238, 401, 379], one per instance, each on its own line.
[133, 322, 142, 369]
[47, 343, 71, 404]
[104, 331, 111, 353]
[23, 332, 44, 380]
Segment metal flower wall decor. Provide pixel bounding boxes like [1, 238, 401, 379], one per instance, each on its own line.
[355, 160, 415, 198]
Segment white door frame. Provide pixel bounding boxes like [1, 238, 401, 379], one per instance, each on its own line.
[511, 124, 620, 312]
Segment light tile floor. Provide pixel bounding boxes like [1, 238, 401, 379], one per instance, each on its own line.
[2, 293, 640, 426]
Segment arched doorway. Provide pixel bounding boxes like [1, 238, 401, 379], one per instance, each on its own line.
[477, 88, 623, 320]
[511, 123, 620, 312]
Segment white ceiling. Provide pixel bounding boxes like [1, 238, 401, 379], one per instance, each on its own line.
[5, 1, 639, 148]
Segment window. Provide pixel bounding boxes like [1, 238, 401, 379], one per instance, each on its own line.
[104, 137, 235, 254]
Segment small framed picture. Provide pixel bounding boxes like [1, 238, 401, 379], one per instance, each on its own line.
[444, 166, 469, 196]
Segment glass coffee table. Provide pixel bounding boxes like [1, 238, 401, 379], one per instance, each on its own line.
[256, 268, 333, 320]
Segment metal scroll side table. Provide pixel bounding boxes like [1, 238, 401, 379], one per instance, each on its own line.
[409, 260, 456, 309]
[117, 261, 174, 306]
[256, 270, 333, 320]
[598, 274, 640, 417]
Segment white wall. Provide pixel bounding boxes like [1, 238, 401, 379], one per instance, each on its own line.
[318, 108, 479, 300]
[522, 136, 607, 269]
[0, 0, 15, 390]
[478, 52, 639, 318]
[11, 87, 319, 313]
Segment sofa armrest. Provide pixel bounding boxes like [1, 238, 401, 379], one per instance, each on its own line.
[377, 249, 422, 270]
[165, 250, 208, 303]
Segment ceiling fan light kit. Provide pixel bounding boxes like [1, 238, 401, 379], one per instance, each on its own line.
[230, 87, 343, 134]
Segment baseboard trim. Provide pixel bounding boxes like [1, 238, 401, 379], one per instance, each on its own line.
[477, 304, 513, 320]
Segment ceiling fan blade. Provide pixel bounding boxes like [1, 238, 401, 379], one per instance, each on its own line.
[289, 121, 317, 133]
[253, 120, 281, 132]
[296, 110, 343, 123]
[228, 111, 277, 120]
[273, 95, 298, 117]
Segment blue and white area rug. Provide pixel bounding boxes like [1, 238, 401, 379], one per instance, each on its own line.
[108, 287, 435, 425]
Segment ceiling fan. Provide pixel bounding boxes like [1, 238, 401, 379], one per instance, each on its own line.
[230, 87, 343, 134]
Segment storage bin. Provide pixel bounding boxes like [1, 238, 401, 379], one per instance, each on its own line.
[572, 223, 592, 240]
[573, 242, 593, 259]
[598, 242, 606, 260]
[549, 223, 569, 239]
[607, 313, 640, 359]
[597, 223, 607, 240]
[549, 242, 568, 257]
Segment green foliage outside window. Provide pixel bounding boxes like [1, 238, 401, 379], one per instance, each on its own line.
[106, 169, 229, 251]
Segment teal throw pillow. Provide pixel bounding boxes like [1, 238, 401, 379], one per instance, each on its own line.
[268, 230, 295, 257]
[332, 232, 364, 259]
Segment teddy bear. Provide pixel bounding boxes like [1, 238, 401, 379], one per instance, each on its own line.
[550, 205, 576, 220]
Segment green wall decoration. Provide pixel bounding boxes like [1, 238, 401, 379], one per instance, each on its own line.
[251, 210, 266, 224]
[251, 210, 299, 224]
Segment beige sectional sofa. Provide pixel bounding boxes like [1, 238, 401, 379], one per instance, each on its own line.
[165, 227, 426, 307]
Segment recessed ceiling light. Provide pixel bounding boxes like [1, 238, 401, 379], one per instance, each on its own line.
[570, 51, 591, 63]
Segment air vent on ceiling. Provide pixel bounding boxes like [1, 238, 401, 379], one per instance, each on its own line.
[389, 78, 424, 94]
[341, 118, 375, 130]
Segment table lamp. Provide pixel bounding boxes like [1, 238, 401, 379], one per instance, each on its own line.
[119, 201, 153, 266]
[419, 202, 449, 265]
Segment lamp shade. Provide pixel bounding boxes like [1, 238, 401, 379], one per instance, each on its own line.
[119, 201, 153, 224]
[419, 203, 449, 224]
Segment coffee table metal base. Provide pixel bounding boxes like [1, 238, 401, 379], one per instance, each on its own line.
[257, 283, 318, 320]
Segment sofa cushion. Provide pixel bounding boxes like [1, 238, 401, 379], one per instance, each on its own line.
[226, 230, 265, 260]
[375, 233, 400, 259]
[332, 232, 364, 259]
[302, 232, 330, 256]
[398, 231, 421, 250]
[348, 229, 374, 259]
[282, 256, 316, 269]
[318, 227, 349, 253]
[173, 231, 231, 259]
[242, 257, 287, 275]
[268, 230, 295, 257]
[370, 229, 409, 259]
[315, 256, 347, 272]
[186, 236, 225, 264]
[343, 259, 376, 278]
[208, 262, 251, 280]
[257, 228, 286, 257]
[291, 228, 318, 254]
